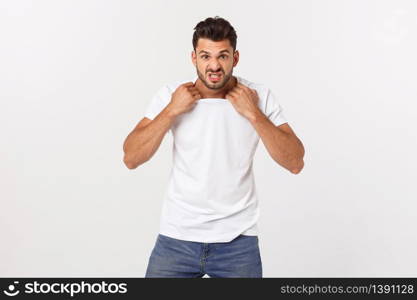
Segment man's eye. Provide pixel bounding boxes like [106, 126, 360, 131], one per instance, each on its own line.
[201, 55, 209, 59]
[220, 55, 228, 59]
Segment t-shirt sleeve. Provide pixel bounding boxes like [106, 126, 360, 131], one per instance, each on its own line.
[264, 89, 288, 126]
[144, 85, 171, 120]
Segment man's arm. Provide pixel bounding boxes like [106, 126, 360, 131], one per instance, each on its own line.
[123, 106, 177, 169]
[249, 114, 305, 174]
[225, 82, 304, 174]
[123, 82, 202, 169]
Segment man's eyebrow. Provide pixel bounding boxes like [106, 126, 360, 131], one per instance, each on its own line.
[198, 49, 231, 55]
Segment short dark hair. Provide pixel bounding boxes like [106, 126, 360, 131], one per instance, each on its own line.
[192, 16, 237, 51]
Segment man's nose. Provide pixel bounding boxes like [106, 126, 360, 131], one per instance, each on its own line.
[207, 58, 221, 71]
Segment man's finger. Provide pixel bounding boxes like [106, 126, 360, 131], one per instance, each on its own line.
[232, 85, 243, 92]
[237, 82, 248, 89]
[191, 91, 201, 97]
[238, 83, 251, 92]
[240, 82, 253, 92]
[228, 90, 239, 97]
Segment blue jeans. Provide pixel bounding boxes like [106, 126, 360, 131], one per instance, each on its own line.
[145, 233, 262, 278]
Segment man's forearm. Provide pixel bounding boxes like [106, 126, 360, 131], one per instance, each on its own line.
[123, 105, 177, 169]
[249, 112, 304, 174]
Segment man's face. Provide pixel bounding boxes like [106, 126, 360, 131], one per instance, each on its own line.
[192, 38, 239, 90]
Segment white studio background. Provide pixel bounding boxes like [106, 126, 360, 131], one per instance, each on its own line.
[1, 0, 416, 277]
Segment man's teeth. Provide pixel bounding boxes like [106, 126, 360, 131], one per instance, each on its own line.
[209, 73, 221, 78]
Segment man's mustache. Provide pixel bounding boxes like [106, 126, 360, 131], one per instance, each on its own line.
[207, 70, 223, 73]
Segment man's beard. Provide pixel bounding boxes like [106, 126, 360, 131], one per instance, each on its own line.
[196, 68, 233, 90]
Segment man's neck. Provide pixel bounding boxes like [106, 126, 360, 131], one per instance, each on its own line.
[195, 76, 237, 99]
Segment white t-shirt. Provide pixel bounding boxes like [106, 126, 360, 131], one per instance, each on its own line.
[144, 75, 288, 243]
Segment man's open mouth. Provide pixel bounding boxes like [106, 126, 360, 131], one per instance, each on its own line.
[208, 72, 222, 82]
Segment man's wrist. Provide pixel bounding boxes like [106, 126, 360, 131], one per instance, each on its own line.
[164, 103, 179, 119]
[248, 109, 267, 124]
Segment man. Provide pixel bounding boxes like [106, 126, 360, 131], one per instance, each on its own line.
[123, 16, 305, 278]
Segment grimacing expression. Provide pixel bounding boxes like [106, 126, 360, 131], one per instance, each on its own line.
[192, 38, 239, 90]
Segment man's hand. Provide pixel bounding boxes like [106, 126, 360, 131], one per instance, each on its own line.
[225, 82, 262, 121]
[167, 82, 202, 117]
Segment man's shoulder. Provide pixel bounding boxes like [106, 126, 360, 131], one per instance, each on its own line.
[149, 77, 192, 104]
[237, 75, 270, 100]
[158, 77, 195, 94]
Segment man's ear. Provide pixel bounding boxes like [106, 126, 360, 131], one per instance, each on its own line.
[191, 50, 196, 66]
[233, 50, 239, 67]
